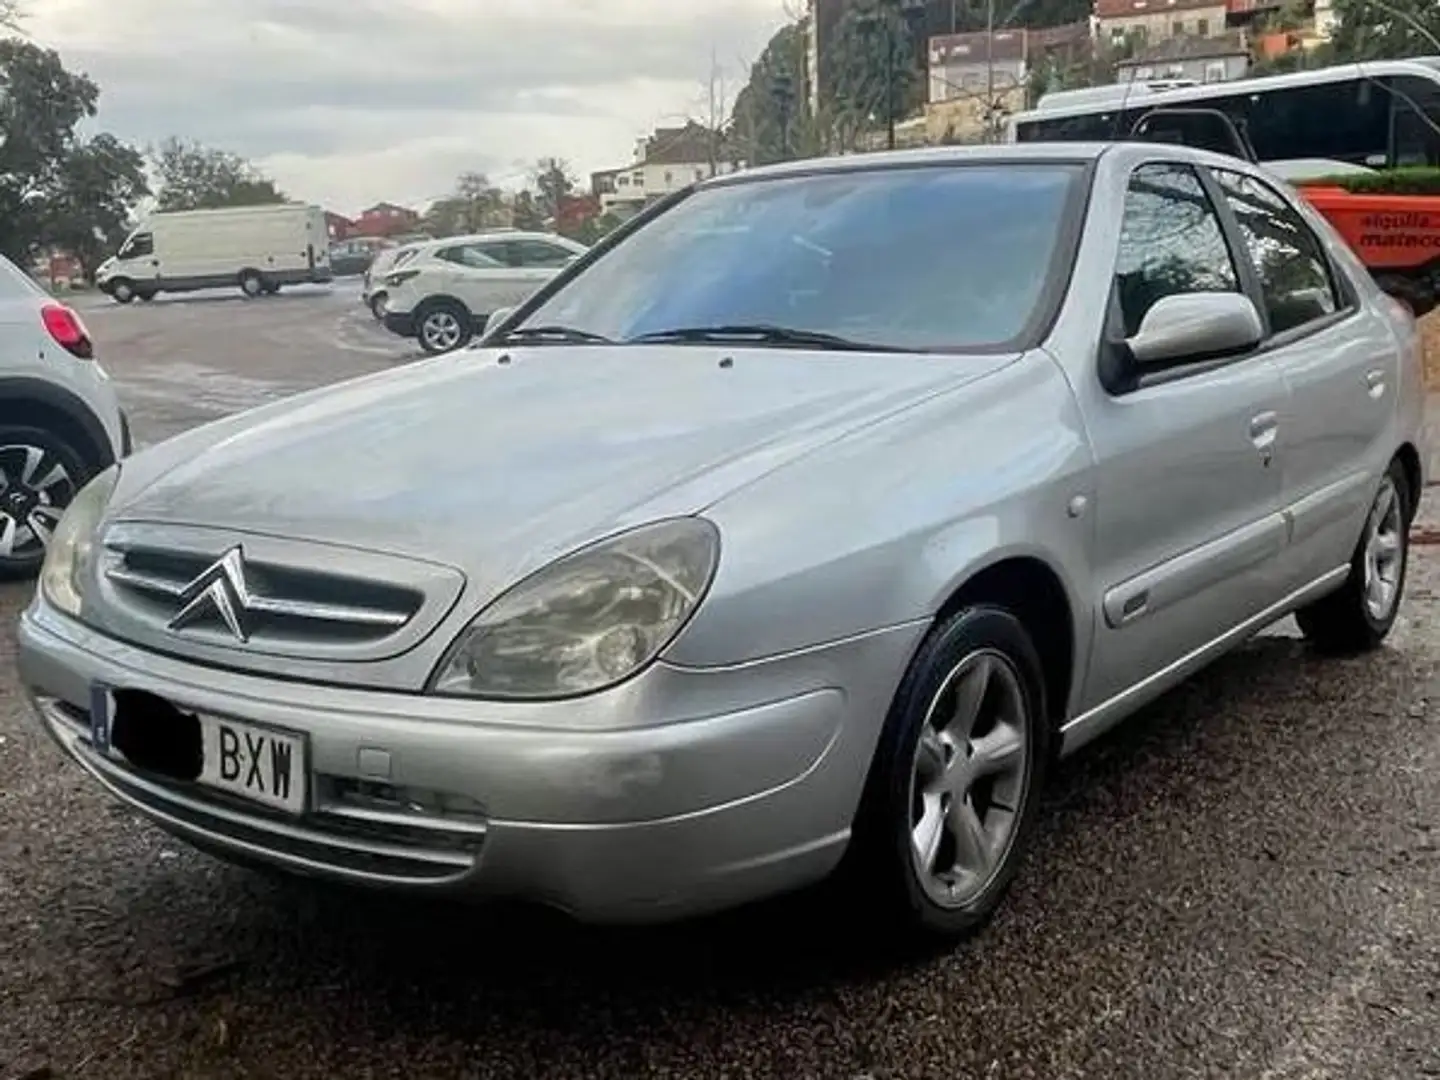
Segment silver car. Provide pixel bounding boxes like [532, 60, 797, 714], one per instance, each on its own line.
[19, 143, 1425, 939]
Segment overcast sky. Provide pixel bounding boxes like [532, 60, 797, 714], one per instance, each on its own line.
[25, 0, 788, 215]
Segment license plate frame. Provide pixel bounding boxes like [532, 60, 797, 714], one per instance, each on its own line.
[89, 685, 309, 817]
[196, 713, 309, 817]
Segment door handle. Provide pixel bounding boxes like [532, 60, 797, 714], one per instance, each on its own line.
[1249, 411, 1278, 464]
[1366, 369, 1386, 399]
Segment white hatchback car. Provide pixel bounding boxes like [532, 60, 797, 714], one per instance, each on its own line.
[0, 256, 128, 579]
[381, 231, 587, 353]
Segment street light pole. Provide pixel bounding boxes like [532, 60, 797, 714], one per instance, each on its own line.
[886, 14, 897, 150]
[985, 0, 996, 142]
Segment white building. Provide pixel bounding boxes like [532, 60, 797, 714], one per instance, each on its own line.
[591, 123, 745, 218]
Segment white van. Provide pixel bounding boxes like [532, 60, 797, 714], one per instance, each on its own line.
[96, 204, 333, 303]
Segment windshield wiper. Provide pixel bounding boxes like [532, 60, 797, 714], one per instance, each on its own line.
[497, 325, 614, 345]
[627, 324, 895, 352]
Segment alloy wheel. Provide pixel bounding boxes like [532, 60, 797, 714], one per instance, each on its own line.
[0, 444, 75, 560]
[907, 648, 1031, 910]
[1363, 475, 1405, 622]
[422, 311, 463, 351]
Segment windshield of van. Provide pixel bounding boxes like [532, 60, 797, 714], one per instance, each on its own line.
[514, 163, 1082, 353]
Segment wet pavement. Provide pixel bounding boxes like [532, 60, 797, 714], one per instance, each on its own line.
[3, 288, 1440, 1079]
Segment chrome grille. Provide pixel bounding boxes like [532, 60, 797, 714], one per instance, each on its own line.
[103, 542, 421, 649]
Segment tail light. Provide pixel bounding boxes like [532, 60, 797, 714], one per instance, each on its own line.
[385, 269, 420, 287]
[41, 303, 94, 360]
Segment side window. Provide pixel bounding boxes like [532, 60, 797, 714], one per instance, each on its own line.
[1212, 168, 1340, 335]
[120, 232, 154, 259]
[1114, 163, 1240, 337]
[508, 239, 575, 268]
[440, 245, 505, 269]
[473, 243, 513, 268]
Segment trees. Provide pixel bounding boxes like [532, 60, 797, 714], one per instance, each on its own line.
[45, 134, 148, 277]
[828, 0, 924, 146]
[532, 157, 575, 223]
[153, 137, 286, 212]
[731, 21, 812, 164]
[0, 39, 148, 269]
[1329, 0, 1440, 59]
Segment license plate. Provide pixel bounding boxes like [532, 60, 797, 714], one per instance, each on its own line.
[198, 715, 307, 815]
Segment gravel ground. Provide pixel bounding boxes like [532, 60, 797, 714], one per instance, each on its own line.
[3, 287, 1440, 1079]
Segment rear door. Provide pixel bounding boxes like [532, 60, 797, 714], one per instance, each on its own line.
[443, 241, 517, 315]
[1207, 166, 1397, 590]
[1081, 160, 1290, 711]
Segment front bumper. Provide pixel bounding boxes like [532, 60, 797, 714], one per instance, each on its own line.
[383, 311, 416, 339]
[18, 603, 922, 923]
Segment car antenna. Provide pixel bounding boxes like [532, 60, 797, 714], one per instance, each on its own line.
[1108, 57, 1146, 145]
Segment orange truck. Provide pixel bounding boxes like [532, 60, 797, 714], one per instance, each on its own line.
[1291, 183, 1440, 317]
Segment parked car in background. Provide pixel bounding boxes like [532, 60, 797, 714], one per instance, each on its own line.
[381, 231, 586, 353]
[329, 237, 389, 278]
[18, 144, 1425, 940]
[361, 239, 429, 321]
[0, 253, 127, 580]
[96, 204, 333, 303]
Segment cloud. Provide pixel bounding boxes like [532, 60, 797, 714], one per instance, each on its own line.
[25, 0, 786, 214]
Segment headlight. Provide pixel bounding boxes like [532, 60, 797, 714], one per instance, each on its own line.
[39, 465, 119, 618]
[429, 517, 720, 700]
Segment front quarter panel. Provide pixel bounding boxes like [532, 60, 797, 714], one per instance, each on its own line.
[667, 351, 1097, 714]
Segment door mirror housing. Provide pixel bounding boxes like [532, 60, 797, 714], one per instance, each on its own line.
[1126, 292, 1264, 368]
[482, 307, 515, 340]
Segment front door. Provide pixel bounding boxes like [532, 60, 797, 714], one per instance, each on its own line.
[1080, 161, 1290, 712]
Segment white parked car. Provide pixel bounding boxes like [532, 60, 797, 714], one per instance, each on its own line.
[361, 239, 428, 321]
[381, 231, 587, 353]
[0, 254, 128, 578]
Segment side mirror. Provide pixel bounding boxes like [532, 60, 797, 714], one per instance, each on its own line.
[482, 307, 515, 339]
[1127, 292, 1264, 368]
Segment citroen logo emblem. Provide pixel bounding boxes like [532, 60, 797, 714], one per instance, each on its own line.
[168, 546, 253, 642]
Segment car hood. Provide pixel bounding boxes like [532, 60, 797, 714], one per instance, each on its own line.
[111, 345, 1018, 592]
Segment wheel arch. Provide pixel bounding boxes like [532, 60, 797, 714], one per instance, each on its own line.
[415, 293, 475, 319]
[1395, 442, 1423, 523]
[0, 377, 117, 470]
[931, 553, 1081, 733]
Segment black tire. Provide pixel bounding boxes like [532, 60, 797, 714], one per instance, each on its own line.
[845, 606, 1052, 941]
[368, 292, 388, 321]
[110, 279, 136, 304]
[239, 270, 265, 298]
[0, 425, 95, 581]
[415, 298, 473, 355]
[1296, 459, 1411, 655]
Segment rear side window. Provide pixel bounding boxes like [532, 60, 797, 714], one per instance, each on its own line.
[1113, 163, 1240, 337]
[1211, 168, 1340, 335]
[0, 256, 46, 300]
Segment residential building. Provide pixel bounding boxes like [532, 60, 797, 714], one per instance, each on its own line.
[324, 211, 355, 241]
[928, 22, 1089, 106]
[593, 122, 744, 219]
[350, 202, 422, 239]
[806, 0, 978, 113]
[1114, 30, 1250, 83]
[1093, 0, 1228, 49]
[929, 29, 1027, 104]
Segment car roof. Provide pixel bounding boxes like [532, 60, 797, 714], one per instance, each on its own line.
[414, 230, 581, 253]
[704, 140, 1262, 187]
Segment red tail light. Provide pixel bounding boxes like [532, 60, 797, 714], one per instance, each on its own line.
[40, 303, 94, 360]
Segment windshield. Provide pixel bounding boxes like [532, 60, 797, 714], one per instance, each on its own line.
[517, 163, 1083, 353]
